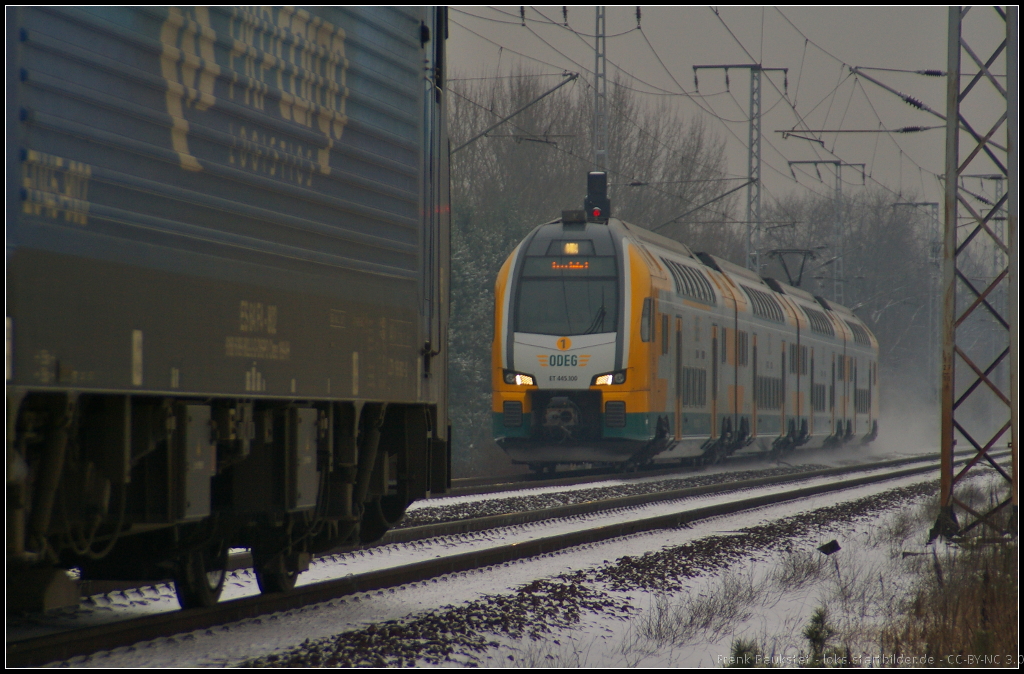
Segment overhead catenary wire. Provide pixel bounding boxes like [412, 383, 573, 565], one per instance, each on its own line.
[469, 5, 640, 39]
[627, 20, 836, 202]
[486, 13, 752, 181]
[447, 87, 738, 218]
[451, 72, 580, 154]
[707, 12, 845, 165]
[450, 17, 568, 75]
[474, 3, 818, 202]
[452, 7, 921, 217]
[776, 126, 943, 134]
[831, 71, 860, 152]
[449, 73, 568, 82]
[851, 78, 943, 181]
[711, 8, 920, 202]
[792, 39, 809, 106]
[670, 13, 842, 200]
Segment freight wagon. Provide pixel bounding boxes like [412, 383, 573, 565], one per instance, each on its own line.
[7, 6, 449, 611]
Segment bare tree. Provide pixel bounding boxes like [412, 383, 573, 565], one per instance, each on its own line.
[760, 189, 936, 392]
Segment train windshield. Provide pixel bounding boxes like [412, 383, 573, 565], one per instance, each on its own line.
[515, 257, 618, 335]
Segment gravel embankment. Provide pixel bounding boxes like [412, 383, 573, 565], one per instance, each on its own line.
[398, 464, 830, 528]
[245, 480, 938, 667]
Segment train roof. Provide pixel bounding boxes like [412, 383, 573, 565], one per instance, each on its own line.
[545, 216, 874, 340]
[616, 220, 697, 260]
[695, 252, 767, 288]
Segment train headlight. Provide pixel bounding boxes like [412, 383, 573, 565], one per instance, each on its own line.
[503, 370, 535, 386]
[592, 370, 627, 386]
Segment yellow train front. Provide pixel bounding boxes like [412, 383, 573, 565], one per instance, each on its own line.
[492, 173, 879, 471]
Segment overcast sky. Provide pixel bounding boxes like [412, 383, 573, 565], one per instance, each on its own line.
[446, 6, 1011, 214]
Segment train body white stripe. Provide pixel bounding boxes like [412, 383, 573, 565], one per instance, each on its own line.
[500, 243, 523, 369]
[620, 238, 631, 370]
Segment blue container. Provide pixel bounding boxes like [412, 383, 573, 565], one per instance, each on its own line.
[8, 6, 449, 402]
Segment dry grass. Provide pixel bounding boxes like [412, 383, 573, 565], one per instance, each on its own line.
[768, 550, 828, 590]
[500, 630, 597, 668]
[880, 538, 1017, 666]
[875, 475, 1017, 667]
[618, 475, 1016, 668]
[634, 569, 762, 646]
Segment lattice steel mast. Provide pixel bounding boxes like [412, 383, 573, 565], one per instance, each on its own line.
[933, 5, 1017, 540]
[593, 7, 607, 171]
[694, 64, 786, 273]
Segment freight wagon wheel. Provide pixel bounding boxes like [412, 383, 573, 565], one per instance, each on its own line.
[174, 542, 227, 609]
[254, 552, 298, 594]
[359, 495, 408, 544]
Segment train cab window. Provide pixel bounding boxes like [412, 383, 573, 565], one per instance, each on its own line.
[515, 257, 618, 336]
[516, 278, 618, 335]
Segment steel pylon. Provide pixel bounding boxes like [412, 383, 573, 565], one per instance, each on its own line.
[933, 5, 1017, 540]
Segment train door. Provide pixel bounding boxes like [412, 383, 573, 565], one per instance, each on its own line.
[674, 317, 682, 440]
[780, 340, 787, 440]
[809, 347, 815, 435]
[732, 320, 740, 442]
[841, 352, 849, 434]
[796, 340, 805, 439]
[853, 357, 859, 434]
[868, 360, 874, 430]
[830, 353, 837, 436]
[710, 325, 718, 439]
[751, 333, 758, 438]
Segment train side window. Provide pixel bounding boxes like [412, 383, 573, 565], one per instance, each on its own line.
[721, 328, 728, 363]
[662, 314, 669, 354]
[737, 331, 748, 366]
[641, 298, 653, 342]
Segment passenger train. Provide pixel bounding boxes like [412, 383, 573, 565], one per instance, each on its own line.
[493, 173, 878, 472]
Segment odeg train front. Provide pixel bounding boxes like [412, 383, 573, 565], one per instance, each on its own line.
[492, 172, 880, 472]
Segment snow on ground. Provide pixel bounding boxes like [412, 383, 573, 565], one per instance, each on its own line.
[43, 465, 975, 668]
[476, 472, 1002, 669]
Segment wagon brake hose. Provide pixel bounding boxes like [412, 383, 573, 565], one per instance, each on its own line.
[60, 476, 128, 560]
[353, 404, 388, 509]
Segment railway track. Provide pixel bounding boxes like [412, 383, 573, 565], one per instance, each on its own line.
[8, 450, 1008, 667]
[443, 445, 835, 497]
[71, 450, 845, 596]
